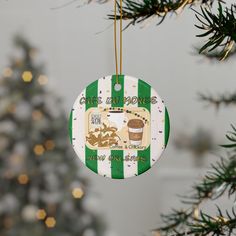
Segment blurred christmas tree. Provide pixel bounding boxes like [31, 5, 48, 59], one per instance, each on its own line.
[0, 36, 104, 236]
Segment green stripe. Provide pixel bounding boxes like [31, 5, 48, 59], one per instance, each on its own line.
[111, 75, 124, 179]
[137, 79, 151, 175]
[85, 146, 98, 172]
[85, 80, 98, 174]
[165, 107, 170, 147]
[86, 80, 98, 110]
[69, 110, 73, 144]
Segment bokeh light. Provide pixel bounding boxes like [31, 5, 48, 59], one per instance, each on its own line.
[33, 145, 45, 156]
[72, 188, 84, 199]
[36, 209, 47, 220]
[18, 174, 29, 185]
[38, 75, 48, 85]
[45, 140, 55, 151]
[45, 217, 56, 228]
[22, 71, 33, 82]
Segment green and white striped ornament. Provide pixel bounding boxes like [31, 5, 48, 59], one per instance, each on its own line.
[69, 75, 170, 179]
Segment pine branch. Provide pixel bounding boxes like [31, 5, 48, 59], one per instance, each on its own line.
[184, 156, 236, 205]
[221, 125, 236, 149]
[108, 0, 236, 60]
[155, 207, 236, 236]
[195, 3, 236, 60]
[193, 46, 236, 61]
[158, 209, 193, 234]
[153, 126, 236, 236]
[108, 0, 217, 27]
[199, 92, 236, 108]
[187, 208, 236, 236]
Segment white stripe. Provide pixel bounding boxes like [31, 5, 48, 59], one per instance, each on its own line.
[97, 76, 112, 178]
[73, 89, 86, 164]
[123, 75, 138, 178]
[128, 127, 143, 133]
[150, 88, 165, 166]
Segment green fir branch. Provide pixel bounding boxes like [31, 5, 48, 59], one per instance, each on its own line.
[186, 208, 236, 236]
[107, 0, 236, 60]
[193, 46, 236, 61]
[195, 3, 236, 60]
[157, 208, 193, 234]
[108, 0, 217, 27]
[155, 202, 236, 236]
[154, 126, 236, 236]
[221, 125, 236, 149]
[186, 156, 236, 204]
[199, 92, 236, 108]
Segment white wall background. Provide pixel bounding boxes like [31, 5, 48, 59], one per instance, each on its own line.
[0, 1, 235, 235]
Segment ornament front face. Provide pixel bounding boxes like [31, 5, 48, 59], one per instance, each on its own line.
[69, 75, 170, 179]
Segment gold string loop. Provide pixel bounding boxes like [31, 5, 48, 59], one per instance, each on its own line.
[114, 0, 123, 84]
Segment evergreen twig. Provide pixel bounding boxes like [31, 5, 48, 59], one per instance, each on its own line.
[153, 126, 236, 236]
[108, 0, 217, 27]
[200, 92, 236, 107]
[155, 207, 236, 236]
[194, 3, 236, 60]
[108, 0, 236, 59]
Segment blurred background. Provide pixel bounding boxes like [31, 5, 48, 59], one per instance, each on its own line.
[0, 0, 235, 236]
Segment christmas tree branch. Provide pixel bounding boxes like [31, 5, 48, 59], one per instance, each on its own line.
[108, 0, 236, 59]
[108, 0, 217, 27]
[182, 156, 236, 205]
[157, 207, 236, 236]
[194, 3, 236, 60]
[194, 46, 236, 61]
[154, 126, 236, 236]
[186, 208, 236, 236]
[158, 208, 193, 234]
[199, 92, 236, 107]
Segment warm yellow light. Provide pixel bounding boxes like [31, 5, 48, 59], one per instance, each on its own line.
[45, 140, 55, 151]
[3, 68, 13, 77]
[214, 216, 229, 223]
[72, 188, 84, 199]
[32, 110, 43, 121]
[34, 145, 45, 156]
[38, 75, 48, 85]
[193, 207, 199, 219]
[36, 209, 47, 220]
[45, 217, 56, 228]
[18, 174, 29, 185]
[22, 71, 33, 82]
[221, 217, 229, 223]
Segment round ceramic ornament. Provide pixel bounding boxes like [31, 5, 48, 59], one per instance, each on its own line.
[69, 75, 170, 179]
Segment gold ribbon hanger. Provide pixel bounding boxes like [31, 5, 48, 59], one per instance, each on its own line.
[114, 0, 123, 85]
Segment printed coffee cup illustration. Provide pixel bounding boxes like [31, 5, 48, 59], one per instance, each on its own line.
[107, 110, 125, 130]
[127, 119, 144, 145]
[85, 107, 150, 150]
